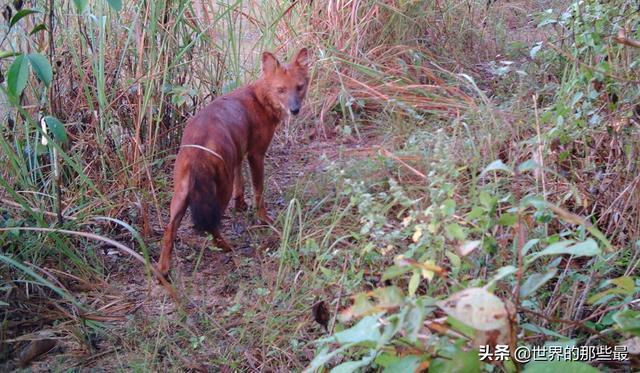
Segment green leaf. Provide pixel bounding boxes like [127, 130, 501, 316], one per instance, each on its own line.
[27, 53, 52, 87]
[43, 116, 68, 144]
[520, 268, 558, 298]
[521, 323, 567, 339]
[431, 350, 480, 373]
[6, 55, 29, 98]
[479, 191, 496, 210]
[0, 51, 20, 59]
[521, 239, 540, 256]
[481, 159, 513, 176]
[498, 213, 517, 226]
[441, 199, 456, 217]
[382, 265, 411, 281]
[523, 360, 599, 373]
[408, 270, 420, 296]
[334, 315, 381, 345]
[528, 239, 600, 263]
[73, 0, 88, 13]
[29, 23, 47, 35]
[487, 265, 517, 288]
[383, 355, 421, 373]
[331, 353, 375, 373]
[106, 0, 123, 11]
[613, 309, 640, 336]
[10, 9, 41, 27]
[517, 159, 541, 172]
[445, 223, 466, 240]
[609, 276, 635, 294]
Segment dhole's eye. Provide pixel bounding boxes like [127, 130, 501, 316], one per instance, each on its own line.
[296, 84, 305, 91]
[277, 87, 286, 94]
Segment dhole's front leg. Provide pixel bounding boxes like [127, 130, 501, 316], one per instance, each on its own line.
[232, 163, 247, 211]
[248, 153, 272, 224]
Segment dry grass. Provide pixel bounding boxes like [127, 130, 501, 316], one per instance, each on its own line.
[1, 0, 639, 371]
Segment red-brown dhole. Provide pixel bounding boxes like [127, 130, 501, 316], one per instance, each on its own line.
[157, 48, 310, 278]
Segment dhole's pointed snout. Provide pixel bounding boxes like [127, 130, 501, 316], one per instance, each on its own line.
[290, 108, 300, 115]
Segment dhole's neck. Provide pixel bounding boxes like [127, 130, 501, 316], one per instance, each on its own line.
[250, 80, 285, 124]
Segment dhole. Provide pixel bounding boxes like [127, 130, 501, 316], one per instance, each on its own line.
[157, 48, 310, 277]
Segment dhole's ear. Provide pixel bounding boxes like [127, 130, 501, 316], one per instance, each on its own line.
[262, 52, 280, 76]
[294, 48, 309, 70]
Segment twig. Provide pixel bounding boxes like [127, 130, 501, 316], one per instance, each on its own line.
[379, 147, 426, 179]
[614, 29, 640, 48]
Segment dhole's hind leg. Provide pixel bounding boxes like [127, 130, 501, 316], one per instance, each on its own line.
[232, 163, 247, 212]
[158, 177, 189, 277]
[209, 181, 233, 251]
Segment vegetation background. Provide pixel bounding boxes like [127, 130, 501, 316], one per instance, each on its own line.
[0, 0, 639, 371]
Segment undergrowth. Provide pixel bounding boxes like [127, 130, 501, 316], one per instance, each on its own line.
[0, 0, 639, 371]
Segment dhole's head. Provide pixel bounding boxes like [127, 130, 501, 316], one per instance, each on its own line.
[261, 48, 309, 116]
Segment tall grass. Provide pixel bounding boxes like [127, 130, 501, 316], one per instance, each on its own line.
[1, 0, 639, 370]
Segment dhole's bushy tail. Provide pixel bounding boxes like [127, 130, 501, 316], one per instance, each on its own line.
[189, 165, 221, 232]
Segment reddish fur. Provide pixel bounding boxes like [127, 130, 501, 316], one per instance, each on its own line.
[157, 49, 309, 277]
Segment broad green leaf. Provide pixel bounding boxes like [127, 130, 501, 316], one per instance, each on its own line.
[381, 265, 411, 281]
[430, 350, 480, 373]
[375, 353, 400, 368]
[447, 315, 475, 338]
[498, 212, 517, 226]
[445, 251, 461, 268]
[408, 270, 420, 296]
[520, 268, 558, 298]
[481, 159, 513, 176]
[334, 315, 381, 345]
[613, 309, 640, 336]
[373, 286, 404, 308]
[479, 191, 496, 210]
[27, 53, 52, 87]
[383, 355, 421, 373]
[588, 288, 629, 305]
[521, 239, 540, 256]
[445, 223, 465, 240]
[106, 0, 123, 11]
[486, 265, 517, 288]
[441, 199, 456, 216]
[10, 9, 41, 27]
[43, 116, 68, 144]
[528, 239, 600, 263]
[331, 353, 375, 373]
[7, 55, 29, 97]
[610, 276, 635, 294]
[523, 360, 599, 373]
[518, 159, 541, 172]
[521, 323, 567, 339]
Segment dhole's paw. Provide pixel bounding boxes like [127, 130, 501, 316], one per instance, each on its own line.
[155, 267, 172, 285]
[213, 238, 233, 252]
[234, 199, 248, 212]
[257, 210, 274, 225]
